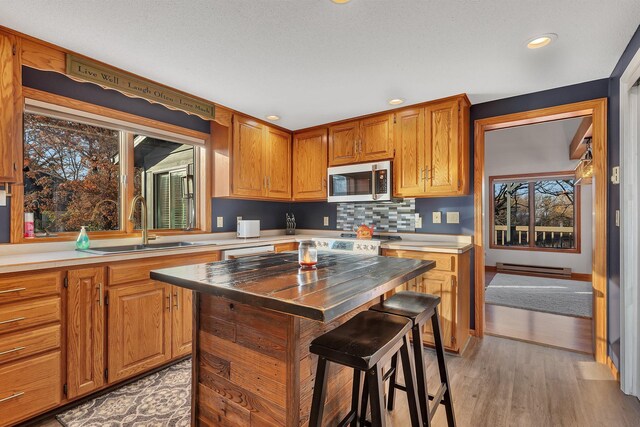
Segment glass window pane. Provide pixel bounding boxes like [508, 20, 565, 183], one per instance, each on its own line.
[534, 179, 576, 248]
[493, 181, 530, 246]
[133, 135, 195, 230]
[23, 113, 121, 234]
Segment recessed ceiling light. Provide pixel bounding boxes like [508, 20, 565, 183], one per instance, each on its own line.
[266, 115, 280, 121]
[526, 33, 557, 49]
[388, 98, 404, 105]
[332, 0, 351, 4]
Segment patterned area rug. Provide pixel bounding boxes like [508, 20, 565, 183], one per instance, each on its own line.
[485, 273, 592, 318]
[57, 359, 191, 427]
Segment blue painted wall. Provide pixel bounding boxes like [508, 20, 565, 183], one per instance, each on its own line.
[0, 186, 9, 243]
[606, 24, 640, 367]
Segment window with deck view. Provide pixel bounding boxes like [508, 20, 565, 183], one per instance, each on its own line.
[490, 173, 579, 251]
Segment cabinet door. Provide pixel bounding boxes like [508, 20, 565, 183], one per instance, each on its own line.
[232, 115, 265, 197]
[0, 32, 16, 181]
[328, 120, 359, 166]
[67, 267, 105, 398]
[171, 286, 193, 358]
[108, 281, 172, 382]
[293, 128, 328, 200]
[393, 108, 426, 197]
[359, 114, 394, 162]
[265, 126, 292, 199]
[424, 100, 460, 195]
[419, 273, 456, 350]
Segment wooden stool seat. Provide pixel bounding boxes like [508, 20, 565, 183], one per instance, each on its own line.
[369, 291, 440, 326]
[310, 311, 412, 370]
[309, 310, 423, 427]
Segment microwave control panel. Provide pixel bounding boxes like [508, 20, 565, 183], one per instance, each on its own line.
[375, 170, 388, 194]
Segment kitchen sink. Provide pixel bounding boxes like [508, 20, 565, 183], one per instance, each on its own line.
[78, 241, 209, 254]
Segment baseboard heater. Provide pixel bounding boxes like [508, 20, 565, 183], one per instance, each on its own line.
[496, 262, 571, 277]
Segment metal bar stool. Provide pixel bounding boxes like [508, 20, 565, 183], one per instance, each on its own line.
[370, 291, 456, 427]
[309, 310, 423, 427]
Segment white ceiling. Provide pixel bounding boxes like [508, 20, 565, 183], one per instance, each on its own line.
[1, 1, 639, 130]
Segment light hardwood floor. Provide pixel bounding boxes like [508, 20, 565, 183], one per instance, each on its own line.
[30, 336, 640, 427]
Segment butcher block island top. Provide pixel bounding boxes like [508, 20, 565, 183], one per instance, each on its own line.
[151, 252, 435, 426]
[150, 252, 435, 322]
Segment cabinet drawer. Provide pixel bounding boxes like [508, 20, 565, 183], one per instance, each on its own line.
[383, 249, 456, 273]
[108, 252, 221, 286]
[0, 297, 61, 335]
[0, 351, 62, 427]
[0, 271, 62, 304]
[0, 324, 61, 365]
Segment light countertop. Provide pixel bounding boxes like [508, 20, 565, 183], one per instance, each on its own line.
[0, 230, 472, 274]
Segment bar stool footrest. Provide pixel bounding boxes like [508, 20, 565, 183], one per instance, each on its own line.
[428, 384, 448, 421]
[336, 410, 357, 427]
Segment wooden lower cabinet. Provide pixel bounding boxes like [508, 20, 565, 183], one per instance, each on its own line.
[383, 249, 471, 353]
[0, 351, 62, 426]
[66, 267, 106, 399]
[107, 281, 173, 382]
[171, 286, 193, 358]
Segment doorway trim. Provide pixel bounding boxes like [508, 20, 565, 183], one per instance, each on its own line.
[619, 45, 640, 395]
[473, 98, 608, 363]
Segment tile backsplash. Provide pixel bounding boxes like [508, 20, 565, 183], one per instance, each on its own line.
[336, 199, 416, 232]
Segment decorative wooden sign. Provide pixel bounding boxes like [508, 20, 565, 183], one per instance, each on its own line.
[66, 54, 215, 120]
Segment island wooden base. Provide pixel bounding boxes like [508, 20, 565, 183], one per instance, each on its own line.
[192, 292, 376, 426]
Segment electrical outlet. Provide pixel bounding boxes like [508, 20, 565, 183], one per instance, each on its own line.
[446, 211, 460, 224]
[216, 217, 224, 228]
[611, 166, 620, 184]
[0, 189, 6, 207]
[323, 216, 330, 227]
[415, 214, 423, 229]
[432, 212, 442, 224]
[236, 216, 242, 223]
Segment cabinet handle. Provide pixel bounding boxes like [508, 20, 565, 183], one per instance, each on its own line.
[267, 176, 271, 190]
[0, 287, 26, 295]
[0, 317, 25, 325]
[96, 283, 103, 307]
[0, 346, 26, 356]
[0, 392, 24, 404]
[167, 294, 172, 311]
[174, 291, 180, 310]
[322, 177, 327, 189]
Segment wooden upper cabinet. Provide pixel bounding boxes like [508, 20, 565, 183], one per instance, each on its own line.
[328, 115, 394, 166]
[359, 114, 394, 162]
[66, 267, 106, 399]
[265, 126, 292, 199]
[328, 120, 359, 166]
[229, 114, 292, 200]
[424, 99, 463, 195]
[0, 32, 17, 181]
[394, 108, 426, 197]
[392, 96, 469, 198]
[232, 116, 265, 198]
[292, 128, 328, 200]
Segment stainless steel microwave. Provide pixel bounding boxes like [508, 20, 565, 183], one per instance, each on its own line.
[327, 161, 392, 202]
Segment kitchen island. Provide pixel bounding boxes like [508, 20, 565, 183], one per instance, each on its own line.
[151, 252, 435, 427]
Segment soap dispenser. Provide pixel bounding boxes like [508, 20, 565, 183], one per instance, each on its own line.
[76, 226, 90, 250]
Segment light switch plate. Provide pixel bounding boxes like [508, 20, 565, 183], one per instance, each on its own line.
[432, 212, 442, 224]
[237, 216, 242, 222]
[446, 211, 460, 224]
[216, 217, 224, 228]
[0, 189, 6, 207]
[611, 166, 620, 184]
[415, 214, 423, 229]
[616, 209, 620, 227]
[323, 216, 329, 226]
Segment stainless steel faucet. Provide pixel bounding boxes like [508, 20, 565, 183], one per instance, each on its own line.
[128, 195, 155, 245]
